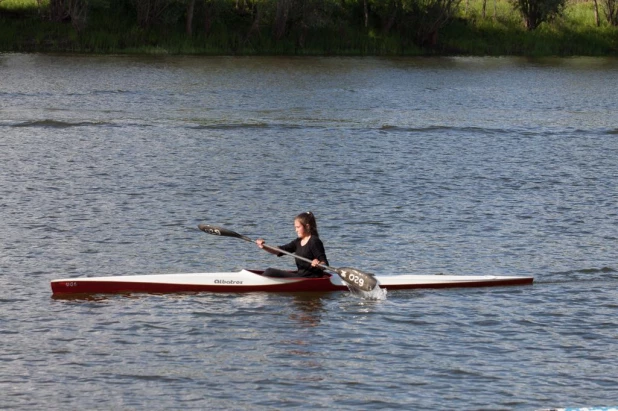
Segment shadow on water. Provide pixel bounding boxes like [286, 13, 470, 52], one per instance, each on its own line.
[540, 266, 617, 284]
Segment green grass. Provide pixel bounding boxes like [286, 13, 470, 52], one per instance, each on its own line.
[440, 0, 618, 55]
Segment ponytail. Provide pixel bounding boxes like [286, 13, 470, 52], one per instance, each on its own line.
[295, 211, 319, 237]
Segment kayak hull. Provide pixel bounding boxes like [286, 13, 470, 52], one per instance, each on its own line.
[51, 269, 533, 296]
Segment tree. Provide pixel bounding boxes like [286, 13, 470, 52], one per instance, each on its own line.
[407, 0, 462, 46]
[68, 0, 89, 31]
[49, 0, 68, 21]
[511, 0, 567, 30]
[133, 0, 175, 28]
[186, 0, 195, 35]
[601, 0, 618, 25]
[273, 0, 291, 40]
[364, 0, 460, 46]
[593, 0, 600, 26]
[363, 0, 369, 27]
[47, 0, 88, 30]
[203, 0, 225, 37]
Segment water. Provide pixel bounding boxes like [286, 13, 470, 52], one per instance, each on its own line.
[1, 54, 617, 410]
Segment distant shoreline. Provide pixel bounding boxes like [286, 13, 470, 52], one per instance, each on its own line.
[1, 0, 617, 56]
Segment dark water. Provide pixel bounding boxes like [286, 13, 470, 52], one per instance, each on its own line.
[1, 54, 617, 410]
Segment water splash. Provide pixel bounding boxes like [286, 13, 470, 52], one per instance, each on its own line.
[348, 284, 388, 301]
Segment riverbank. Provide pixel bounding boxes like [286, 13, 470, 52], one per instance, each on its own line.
[1, 0, 617, 56]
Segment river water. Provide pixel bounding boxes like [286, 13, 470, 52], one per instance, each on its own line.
[1, 54, 617, 410]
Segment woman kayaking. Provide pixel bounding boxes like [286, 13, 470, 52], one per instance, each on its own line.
[256, 212, 329, 278]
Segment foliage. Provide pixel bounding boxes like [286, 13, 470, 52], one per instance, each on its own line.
[510, 0, 568, 29]
[601, 0, 618, 24]
[1, 0, 617, 54]
[402, 0, 464, 45]
[132, 0, 184, 28]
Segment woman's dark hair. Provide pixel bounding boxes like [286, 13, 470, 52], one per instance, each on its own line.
[295, 211, 319, 237]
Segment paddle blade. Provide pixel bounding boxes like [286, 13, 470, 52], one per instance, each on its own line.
[335, 267, 378, 292]
[198, 224, 252, 242]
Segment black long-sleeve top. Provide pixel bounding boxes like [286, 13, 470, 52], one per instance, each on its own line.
[278, 236, 329, 277]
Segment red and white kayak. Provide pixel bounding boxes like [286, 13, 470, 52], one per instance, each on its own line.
[51, 269, 533, 295]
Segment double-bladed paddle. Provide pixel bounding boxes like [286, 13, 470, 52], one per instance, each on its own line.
[198, 224, 378, 292]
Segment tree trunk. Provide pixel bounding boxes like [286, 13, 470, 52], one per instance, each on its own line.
[204, 0, 213, 36]
[49, 0, 67, 22]
[383, 0, 398, 34]
[363, 0, 368, 28]
[68, 0, 88, 31]
[606, 0, 618, 25]
[274, 0, 290, 41]
[186, 0, 195, 36]
[246, 3, 262, 42]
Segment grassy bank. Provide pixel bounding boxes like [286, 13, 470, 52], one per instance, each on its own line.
[1, 0, 617, 55]
[441, 0, 618, 55]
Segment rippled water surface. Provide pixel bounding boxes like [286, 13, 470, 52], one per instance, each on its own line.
[1, 54, 618, 410]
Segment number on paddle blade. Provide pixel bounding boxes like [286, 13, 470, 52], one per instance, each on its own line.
[337, 267, 377, 291]
[198, 224, 222, 236]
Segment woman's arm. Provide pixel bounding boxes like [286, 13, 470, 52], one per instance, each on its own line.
[310, 237, 328, 267]
[256, 239, 280, 256]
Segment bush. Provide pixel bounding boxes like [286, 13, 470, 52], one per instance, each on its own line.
[511, 0, 568, 29]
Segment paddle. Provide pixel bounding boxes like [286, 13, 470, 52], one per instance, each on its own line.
[198, 224, 378, 292]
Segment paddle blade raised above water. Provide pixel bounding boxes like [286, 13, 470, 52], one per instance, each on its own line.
[198, 224, 253, 242]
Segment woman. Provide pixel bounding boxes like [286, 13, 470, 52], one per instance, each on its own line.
[256, 212, 329, 278]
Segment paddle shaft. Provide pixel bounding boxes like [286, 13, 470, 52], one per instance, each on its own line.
[261, 243, 329, 271]
[209, 228, 331, 272]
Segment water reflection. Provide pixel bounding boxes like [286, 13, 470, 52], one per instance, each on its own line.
[51, 293, 119, 302]
[51, 291, 200, 302]
[276, 294, 328, 383]
[288, 293, 328, 327]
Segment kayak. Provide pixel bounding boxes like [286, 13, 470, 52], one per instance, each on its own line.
[50, 269, 533, 295]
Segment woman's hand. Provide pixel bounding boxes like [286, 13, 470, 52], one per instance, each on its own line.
[311, 259, 322, 267]
[256, 239, 265, 248]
